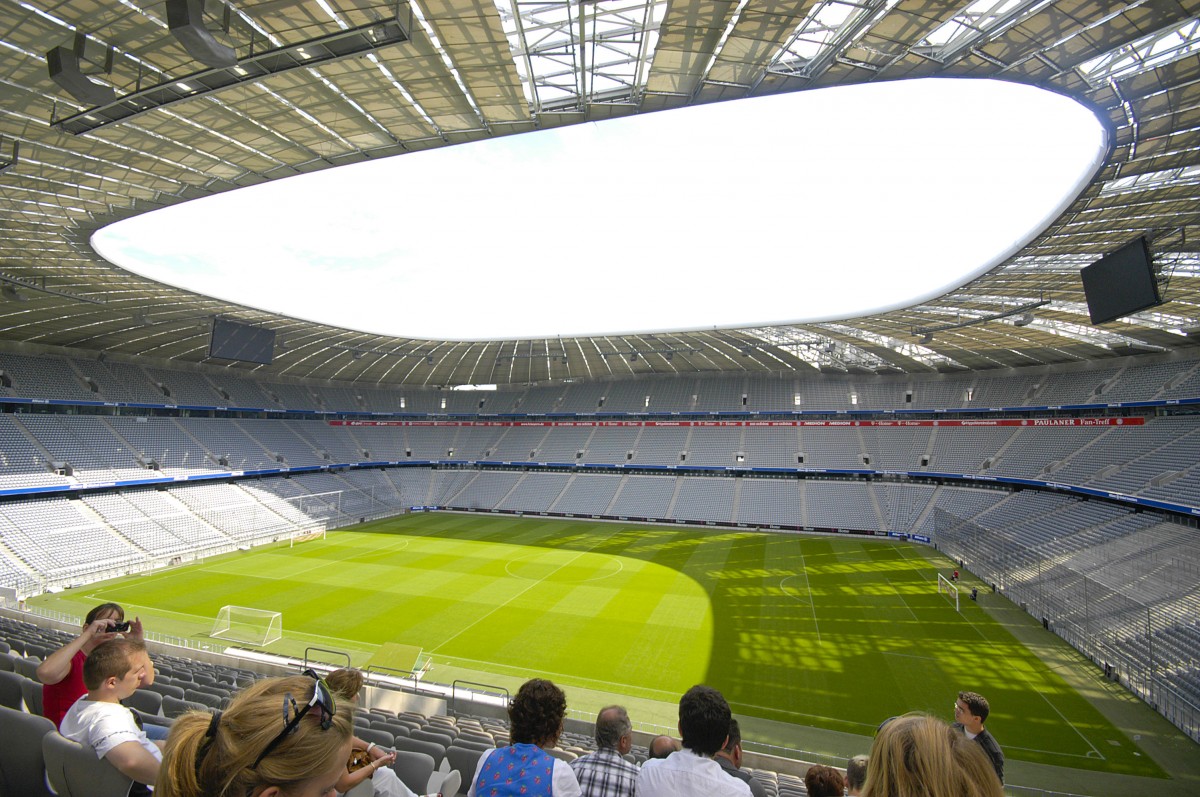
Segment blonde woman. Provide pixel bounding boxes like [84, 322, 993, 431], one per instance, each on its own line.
[862, 714, 1002, 797]
[325, 668, 459, 797]
[157, 674, 353, 797]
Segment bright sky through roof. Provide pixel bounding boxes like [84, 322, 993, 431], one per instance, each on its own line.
[93, 79, 1106, 341]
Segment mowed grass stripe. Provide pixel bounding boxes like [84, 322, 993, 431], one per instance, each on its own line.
[32, 513, 1162, 777]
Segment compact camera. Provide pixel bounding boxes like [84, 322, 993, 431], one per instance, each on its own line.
[111, 621, 131, 632]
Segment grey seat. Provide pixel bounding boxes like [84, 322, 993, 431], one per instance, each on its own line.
[451, 737, 494, 752]
[356, 726, 395, 748]
[146, 682, 185, 700]
[394, 736, 445, 761]
[412, 727, 455, 747]
[0, 670, 25, 710]
[373, 721, 411, 738]
[183, 689, 223, 709]
[456, 730, 495, 746]
[162, 695, 206, 718]
[0, 705, 56, 797]
[0, 651, 16, 671]
[13, 656, 40, 679]
[20, 676, 43, 716]
[122, 688, 163, 717]
[390, 750, 435, 794]
[42, 731, 134, 797]
[443, 745, 485, 796]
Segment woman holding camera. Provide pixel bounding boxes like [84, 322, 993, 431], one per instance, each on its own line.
[37, 601, 144, 727]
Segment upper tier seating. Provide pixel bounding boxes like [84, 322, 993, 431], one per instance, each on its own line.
[0, 350, 1197, 414]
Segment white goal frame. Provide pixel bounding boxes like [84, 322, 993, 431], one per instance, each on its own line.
[938, 573, 961, 612]
[290, 527, 327, 547]
[211, 605, 283, 646]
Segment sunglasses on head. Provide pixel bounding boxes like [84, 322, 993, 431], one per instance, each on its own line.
[251, 670, 336, 769]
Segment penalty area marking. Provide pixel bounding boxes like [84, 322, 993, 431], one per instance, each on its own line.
[503, 552, 624, 583]
[892, 544, 1106, 761]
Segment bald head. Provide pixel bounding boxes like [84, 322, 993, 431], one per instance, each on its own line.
[595, 705, 632, 753]
[648, 735, 679, 759]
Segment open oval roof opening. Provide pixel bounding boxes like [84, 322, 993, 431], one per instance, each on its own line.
[93, 78, 1107, 341]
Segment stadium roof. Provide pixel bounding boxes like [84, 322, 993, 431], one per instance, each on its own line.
[0, 0, 1198, 387]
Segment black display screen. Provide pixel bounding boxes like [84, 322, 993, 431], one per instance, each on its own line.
[1080, 237, 1161, 325]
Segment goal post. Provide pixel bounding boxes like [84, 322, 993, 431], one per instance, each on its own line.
[211, 606, 283, 646]
[937, 573, 961, 612]
[290, 528, 327, 547]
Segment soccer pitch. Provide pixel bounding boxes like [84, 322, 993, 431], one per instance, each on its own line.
[30, 512, 1164, 777]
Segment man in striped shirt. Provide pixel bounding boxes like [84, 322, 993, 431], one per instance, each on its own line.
[570, 705, 639, 797]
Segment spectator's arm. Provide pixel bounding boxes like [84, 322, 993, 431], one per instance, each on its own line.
[35, 619, 114, 685]
[336, 750, 395, 792]
[105, 740, 161, 785]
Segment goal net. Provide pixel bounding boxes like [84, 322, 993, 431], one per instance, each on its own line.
[211, 606, 283, 646]
[937, 573, 961, 612]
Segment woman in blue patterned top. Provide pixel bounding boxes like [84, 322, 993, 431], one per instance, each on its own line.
[468, 679, 582, 797]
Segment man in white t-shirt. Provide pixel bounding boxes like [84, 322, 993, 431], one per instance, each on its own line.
[59, 637, 162, 793]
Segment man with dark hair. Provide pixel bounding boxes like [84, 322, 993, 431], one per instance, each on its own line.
[637, 685, 750, 797]
[714, 718, 767, 797]
[59, 638, 161, 794]
[845, 754, 868, 796]
[953, 690, 1004, 784]
[647, 736, 678, 760]
[570, 705, 639, 797]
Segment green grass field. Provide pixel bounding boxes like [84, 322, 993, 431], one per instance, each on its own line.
[29, 512, 1165, 778]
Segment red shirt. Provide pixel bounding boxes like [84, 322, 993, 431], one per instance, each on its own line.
[42, 649, 86, 728]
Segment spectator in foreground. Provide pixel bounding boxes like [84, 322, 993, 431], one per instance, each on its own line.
[157, 673, 353, 797]
[861, 713, 1001, 797]
[467, 678, 581, 796]
[952, 691, 1004, 784]
[845, 754, 868, 796]
[713, 718, 766, 797]
[325, 668, 460, 797]
[570, 704, 639, 797]
[38, 601, 143, 728]
[647, 735, 678, 759]
[637, 685, 750, 797]
[58, 638, 162, 795]
[803, 765, 844, 797]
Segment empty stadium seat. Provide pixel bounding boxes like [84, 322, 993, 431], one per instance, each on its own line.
[356, 727, 395, 748]
[0, 671, 25, 710]
[42, 731, 134, 797]
[19, 677, 42, 716]
[146, 682, 185, 700]
[394, 736, 445, 761]
[162, 695, 205, 718]
[0, 705, 55, 797]
[122, 687, 163, 717]
[443, 745, 485, 794]
[391, 750, 436, 794]
[411, 727, 455, 747]
[13, 656, 40, 679]
[183, 689, 224, 709]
